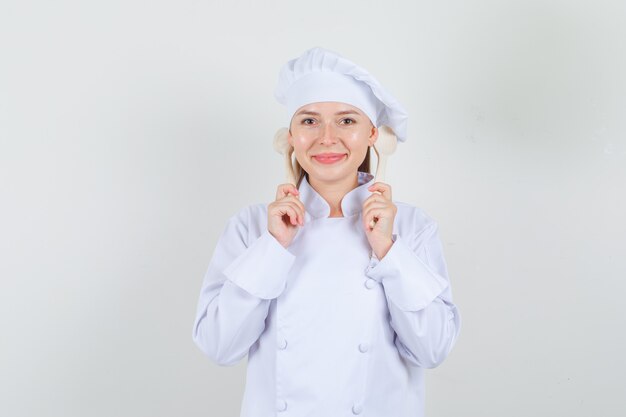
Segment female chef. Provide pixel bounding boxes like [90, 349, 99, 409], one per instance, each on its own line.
[193, 47, 461, 417]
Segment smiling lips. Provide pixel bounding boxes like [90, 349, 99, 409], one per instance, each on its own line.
[312, 153, 347, 164]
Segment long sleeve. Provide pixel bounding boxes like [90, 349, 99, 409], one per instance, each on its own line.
[192, 206, 296, 366]
[365, 219, 461, 369]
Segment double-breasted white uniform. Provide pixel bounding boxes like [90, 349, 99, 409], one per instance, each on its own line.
[193, 171, 461, 417]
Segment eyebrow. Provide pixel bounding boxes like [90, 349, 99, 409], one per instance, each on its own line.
[295, 110, 362, 117]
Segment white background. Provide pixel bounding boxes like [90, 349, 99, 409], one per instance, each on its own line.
[1, 0, 625, 416]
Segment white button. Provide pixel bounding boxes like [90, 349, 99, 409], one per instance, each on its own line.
[278, 338, 288, 350]
[276, 399, 287, 411]
[352, 403, 363, 414]
[364, 278, 377, 289]
[358, 343, 369, 353]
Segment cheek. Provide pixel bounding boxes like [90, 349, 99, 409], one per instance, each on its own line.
[345, 131, 371, 151]
[292, 136, 315, 151]
[290, 138, 313, 161]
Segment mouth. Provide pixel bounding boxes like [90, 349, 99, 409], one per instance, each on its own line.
[312, 153, 347, 164]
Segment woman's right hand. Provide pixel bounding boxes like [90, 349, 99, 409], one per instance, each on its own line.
[268, 183, 306, 248]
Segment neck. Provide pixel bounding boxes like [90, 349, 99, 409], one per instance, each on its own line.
[308, 173, 359, 218]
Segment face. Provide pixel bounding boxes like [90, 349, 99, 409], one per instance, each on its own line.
[287, 101, 378, 184]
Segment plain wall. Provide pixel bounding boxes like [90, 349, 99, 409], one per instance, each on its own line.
[1, 0, 625, 416]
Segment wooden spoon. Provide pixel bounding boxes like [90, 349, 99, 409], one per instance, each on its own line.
[273, 127, 296, 186]
[369, 125, 398, 229]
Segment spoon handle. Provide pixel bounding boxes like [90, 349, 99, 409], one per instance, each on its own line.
[374, 154, 388, 184]
[274, 128, 297, 186]
[284, 147, 296, 186]
[368, 126, 398, 230]
[369, 145, 386, 229]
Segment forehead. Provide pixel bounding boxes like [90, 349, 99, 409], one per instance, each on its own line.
[294, 101, 366, 116]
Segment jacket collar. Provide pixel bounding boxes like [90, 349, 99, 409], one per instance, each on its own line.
[299, 171, 376, 219]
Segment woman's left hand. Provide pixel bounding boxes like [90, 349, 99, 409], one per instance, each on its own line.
[362, 182, 397, 259]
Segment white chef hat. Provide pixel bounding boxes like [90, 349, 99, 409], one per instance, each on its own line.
[274, 47, 408, 142]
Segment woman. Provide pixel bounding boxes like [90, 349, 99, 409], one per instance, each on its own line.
[193, 47, 461, 417]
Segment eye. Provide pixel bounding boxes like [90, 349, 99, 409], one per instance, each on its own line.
[340, 118, 356, 125]
[301, 118, 316, 125]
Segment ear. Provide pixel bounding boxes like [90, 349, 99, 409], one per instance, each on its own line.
[369, 125, 379, 147]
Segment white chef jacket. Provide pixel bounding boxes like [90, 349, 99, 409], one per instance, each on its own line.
[193, 171, 461, 417]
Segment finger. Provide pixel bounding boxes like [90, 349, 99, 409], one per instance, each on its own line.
[276, 183, 300, 200]
[362, 208, 381, 231]
[363, 194, 388, 206]
[279, 193, 306, 216]
[367, 182, 391, 197]
[362, 193, 393, 209]
[277, 205, 299, 226]
[276, 201, 305, 225]
[270, 200, 303, 221]
[363, 204, 394, 222]
[280, 194, 306, 213]
[282, 201, 305, 224]
[367, 182, 392, 200]
[363, 206, 386, 221]
[362, 201, 389, 213]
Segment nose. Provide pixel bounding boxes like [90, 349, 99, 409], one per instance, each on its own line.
[319, 122, 338, 145]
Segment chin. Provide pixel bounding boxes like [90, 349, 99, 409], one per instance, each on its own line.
[305, 165, 359, 183]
